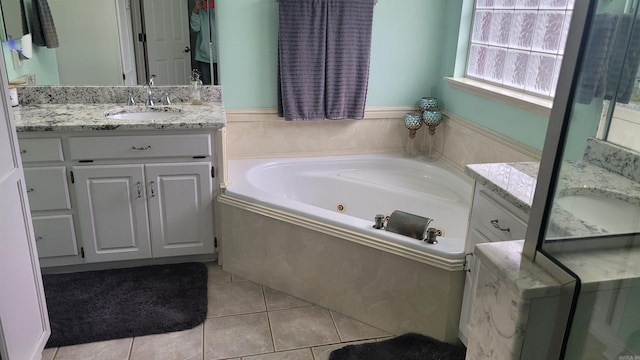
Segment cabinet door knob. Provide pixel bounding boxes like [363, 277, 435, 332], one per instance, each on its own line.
[490, 219, 510, 232]
[131, 145, 152, 151]
[136, 181, 142, 198]
[27, 187, 35, 193]
[21, 149, 27, 154]
[149, 181, 156, 198]
[36, 236, 43, 241]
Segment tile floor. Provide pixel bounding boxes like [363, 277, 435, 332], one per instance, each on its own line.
[40, 263, 392, 360]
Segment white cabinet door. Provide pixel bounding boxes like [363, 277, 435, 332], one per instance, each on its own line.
[74, 165, 152, 262]
[146, 163, 214, 257]
[0, 68, 50, 358]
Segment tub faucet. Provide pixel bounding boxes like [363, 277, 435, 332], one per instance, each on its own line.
[144, 74, 157, 107]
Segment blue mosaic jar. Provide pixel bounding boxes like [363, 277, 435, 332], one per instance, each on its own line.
[418, 97, 438, 111]
[404, 112, 423, 131]
[422, 109, 443, 127]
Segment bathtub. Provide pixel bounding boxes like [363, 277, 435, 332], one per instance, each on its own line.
[218, 154, 473, 342]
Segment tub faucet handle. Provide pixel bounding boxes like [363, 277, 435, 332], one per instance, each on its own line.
[373, 214, 386, 229]
[425, 227, 439, 244]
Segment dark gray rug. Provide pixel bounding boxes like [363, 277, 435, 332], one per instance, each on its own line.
[329, 333, 466, 360]
[43, 262, 208, 348]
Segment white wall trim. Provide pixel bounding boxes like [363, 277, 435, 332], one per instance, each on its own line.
[225, 106, 415, 122]
[444, 77, 553, 118]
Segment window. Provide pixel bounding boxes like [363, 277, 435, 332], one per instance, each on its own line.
[466, 0, 574, 98]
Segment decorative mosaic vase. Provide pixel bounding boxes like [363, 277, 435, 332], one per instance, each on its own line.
[404, 112, 423, 133]
[422, 109, 443, 127]
[418, 97, 438, 111]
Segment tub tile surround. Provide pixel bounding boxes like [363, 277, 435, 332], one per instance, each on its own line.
[219, 202, 465, 343]
[224, 108, 541, 170]
[13, 86, 225, 132]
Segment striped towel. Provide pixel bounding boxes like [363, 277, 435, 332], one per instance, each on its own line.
[29, 0, 59, 48]
[277, 0, 375, 120]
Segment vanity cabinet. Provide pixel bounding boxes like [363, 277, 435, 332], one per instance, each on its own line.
[19, 138, 80, 265]
[459, 183, 529, 345]
[73, 162, 213, 262]
[18, 130, 218, 268]
[70, 133, 215, 263]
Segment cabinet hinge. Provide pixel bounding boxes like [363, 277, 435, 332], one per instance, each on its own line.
[80, 247, 85, 258]
[463, 252, 473, 272]
[138, 33, 147, 42]
[214, 237, 218, 248]
[211, 166, 215, 178]
[70, 170, 75, 184]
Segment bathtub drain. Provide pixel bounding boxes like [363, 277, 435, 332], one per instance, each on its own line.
[337, 204, 345, 212]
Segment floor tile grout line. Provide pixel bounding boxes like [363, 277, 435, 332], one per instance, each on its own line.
[126, 337, 134, 360]
[201, 322, 206, 360]
[328, 310, 344, 343]
[262, 285, 278, 354]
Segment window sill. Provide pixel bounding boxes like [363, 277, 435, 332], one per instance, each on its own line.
[443, 77, 553, 118]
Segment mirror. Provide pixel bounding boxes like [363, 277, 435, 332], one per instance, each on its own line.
[596, 1, 640, 152]
[1, 0, 218, 86]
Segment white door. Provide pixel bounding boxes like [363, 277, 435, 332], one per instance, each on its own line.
[143, 0, 191, 85]
[74, 165, 152, 262]
[146, 163, 214, 257]
[0, 54, 50, 359]
[116, 0, 138, 85]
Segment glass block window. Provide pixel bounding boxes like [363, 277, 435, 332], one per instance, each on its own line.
[466, 0, 574, 97]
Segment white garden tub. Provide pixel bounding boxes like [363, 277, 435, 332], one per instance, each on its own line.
[218, 154, 474, 342]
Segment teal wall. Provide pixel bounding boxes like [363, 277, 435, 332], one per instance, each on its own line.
[217, 0, 605, 153]
[3, 43, 60, 85]
[217, 0, 445, 109]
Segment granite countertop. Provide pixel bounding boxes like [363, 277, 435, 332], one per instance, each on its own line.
[13, 103, 226, 132]
[465, 162, 539, 215]
[13, 85, 226, 132]
[466, 157, 640, 236]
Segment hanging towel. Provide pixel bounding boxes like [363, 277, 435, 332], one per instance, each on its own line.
[20, 0, 29, 35]
[277, 0, 375, 120]
[576, 13, 618, 104]
[325, 0, 375, 120]
[603, 13, 640, 104]
[29, 0, 59, 48]
[277, 0, 329, 120]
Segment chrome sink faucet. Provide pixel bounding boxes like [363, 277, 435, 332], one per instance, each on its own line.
[144, 74, 157, 107]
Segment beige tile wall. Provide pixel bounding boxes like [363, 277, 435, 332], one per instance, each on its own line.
[224, 108, 541, 172]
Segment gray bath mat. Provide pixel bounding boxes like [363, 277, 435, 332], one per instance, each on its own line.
[43, 262, 208, 348]
[329, 333, 466, 360]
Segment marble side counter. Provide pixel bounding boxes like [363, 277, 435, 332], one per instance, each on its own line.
[465, 162, 539, 215]
[475, 240, 564, 299]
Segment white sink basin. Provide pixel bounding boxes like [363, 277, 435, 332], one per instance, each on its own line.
[556, 194, 640, 233]
[107, 111, 179, 120]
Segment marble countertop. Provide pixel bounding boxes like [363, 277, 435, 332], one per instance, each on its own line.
[475, 240, 564, 299]
[13, 103, 226, 132]
[465, 162, 539, 215]
[466, 160, 640, 237]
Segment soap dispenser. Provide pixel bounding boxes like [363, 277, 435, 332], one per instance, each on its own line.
[189, 69, 203, 105]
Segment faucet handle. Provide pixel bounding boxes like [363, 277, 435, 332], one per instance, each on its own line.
[149, 74, 156, 86]
[161, 92, 171, 106]
[127, 92, 135, 106]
